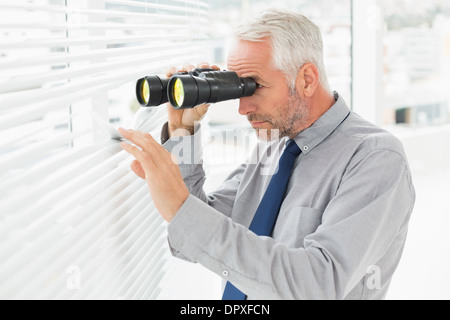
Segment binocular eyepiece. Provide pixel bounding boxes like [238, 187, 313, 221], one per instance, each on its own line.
[136, 68, 257, 109]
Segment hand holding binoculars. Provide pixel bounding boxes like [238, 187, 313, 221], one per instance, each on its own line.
[136, 68, 258, 109]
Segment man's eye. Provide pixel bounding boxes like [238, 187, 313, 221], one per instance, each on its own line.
[255, 82, 263, 89]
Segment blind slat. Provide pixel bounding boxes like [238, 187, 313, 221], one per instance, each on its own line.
[0, 0, 208, 14]
[0, 171, 144, 261]
[0, 143, 123, 215]
[106, 0, 208, 14]
[0, 85, 115, 129]
[121, 238, 167, 299]
[0, 22, 198, 31]
[0, 109, 166, 196]
[79, 203, 162, 299]
[0, 55, 199, 109]
[0, 131, 86, 174]
[0, 178, 151, 297]
[0, 0, 209, 300]
[0, 42, 195, 70]
[0, 33, 207, 50]
[0, 2, 208, 23]
[0, 48, 199, 94]
[0, 142, 98, 193]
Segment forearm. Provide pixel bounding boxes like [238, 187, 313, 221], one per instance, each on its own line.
[162, 122, 206, 192]
[162, 123, 242, 218]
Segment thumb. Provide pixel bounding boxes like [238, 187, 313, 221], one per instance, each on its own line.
[192, 103, 210, 121]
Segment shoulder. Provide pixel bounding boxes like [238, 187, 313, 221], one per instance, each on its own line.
[338, 112, 406, 159]
[334, 114, 415, 196]
[322, 112, 414, 182]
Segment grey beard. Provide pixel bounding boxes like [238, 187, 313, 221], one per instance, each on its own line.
[249, 91, 310, 141]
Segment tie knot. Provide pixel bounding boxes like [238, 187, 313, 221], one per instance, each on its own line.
[285, 140, 301, 157]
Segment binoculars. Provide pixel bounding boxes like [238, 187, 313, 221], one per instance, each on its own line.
[136, 68, 257, 109]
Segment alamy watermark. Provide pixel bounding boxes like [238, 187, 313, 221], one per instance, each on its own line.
[66, 265, 81, 290]
[366, 265, 381, 290]
[170, 127, 285, 176]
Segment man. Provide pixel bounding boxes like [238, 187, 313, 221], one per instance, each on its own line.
[119, 9, 415, 299]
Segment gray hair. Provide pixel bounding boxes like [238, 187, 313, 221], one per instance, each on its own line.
[234, 9, 331, 92]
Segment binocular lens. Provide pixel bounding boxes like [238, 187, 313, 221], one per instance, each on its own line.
[173, 78, 185, 108]
[136, 68, 256, 109]
[141, 80, 150, 105]
[136, 76, 169, 107]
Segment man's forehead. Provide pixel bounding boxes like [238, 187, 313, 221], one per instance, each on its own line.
[227, 38, 273, 69]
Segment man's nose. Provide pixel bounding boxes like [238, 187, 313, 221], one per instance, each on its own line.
[238, 97, 257, 116]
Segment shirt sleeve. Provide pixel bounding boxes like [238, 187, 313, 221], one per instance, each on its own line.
[167, 148, 415, 299]
[162, 124, 245, 218]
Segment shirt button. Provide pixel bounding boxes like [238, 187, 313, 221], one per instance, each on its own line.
[303, 146, 309, 151]
[222, 270, 229, 277]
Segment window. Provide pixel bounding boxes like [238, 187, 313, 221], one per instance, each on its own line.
[0, 0, 208, 299]
[377, 0, 450, 300]
[381, 0, 450, 127]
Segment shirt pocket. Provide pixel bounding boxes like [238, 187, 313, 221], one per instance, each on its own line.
[272, 206, 323, 248]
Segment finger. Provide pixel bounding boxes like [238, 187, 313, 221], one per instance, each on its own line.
[130, 160, 146, 180]
[193, 104, 210, 119]
[121, 140, 140, 157]
[196, 63, 221, 71]
[125, 128, 153, 140]
[120, 141, 156, 171]
[120, 129, 171, 165]
[131, 130, 161, 150]
[182, 63, 195, 72]
[197, 62, 210, 69]
[119, 128, 155, 151]
[120, 140, 142, 158]
[166, 66, 178, 78]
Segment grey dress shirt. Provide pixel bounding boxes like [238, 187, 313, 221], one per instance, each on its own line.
[163, 93, 415, 300]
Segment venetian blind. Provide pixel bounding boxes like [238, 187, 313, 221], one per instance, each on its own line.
[0, 0, 208, 299]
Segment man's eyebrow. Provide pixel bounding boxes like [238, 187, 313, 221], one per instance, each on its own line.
[245, 74, 263, 82]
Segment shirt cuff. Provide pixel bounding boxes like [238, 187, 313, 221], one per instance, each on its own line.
[160, 122, 201, 146]
[162, 124, 203, 177]
[160, 122, 170, 145]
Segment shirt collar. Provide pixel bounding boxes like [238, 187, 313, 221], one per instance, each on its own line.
[293, 92, 350, 155]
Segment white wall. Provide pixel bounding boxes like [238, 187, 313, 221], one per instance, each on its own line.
[387, 125, 450, 300]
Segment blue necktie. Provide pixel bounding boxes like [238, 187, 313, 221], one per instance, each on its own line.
[222, 139, 302, 300]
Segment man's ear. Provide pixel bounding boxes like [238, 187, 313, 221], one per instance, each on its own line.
[295, 63, 320, 98]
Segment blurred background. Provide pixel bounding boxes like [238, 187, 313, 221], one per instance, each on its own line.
[1, 0, 449, 300]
